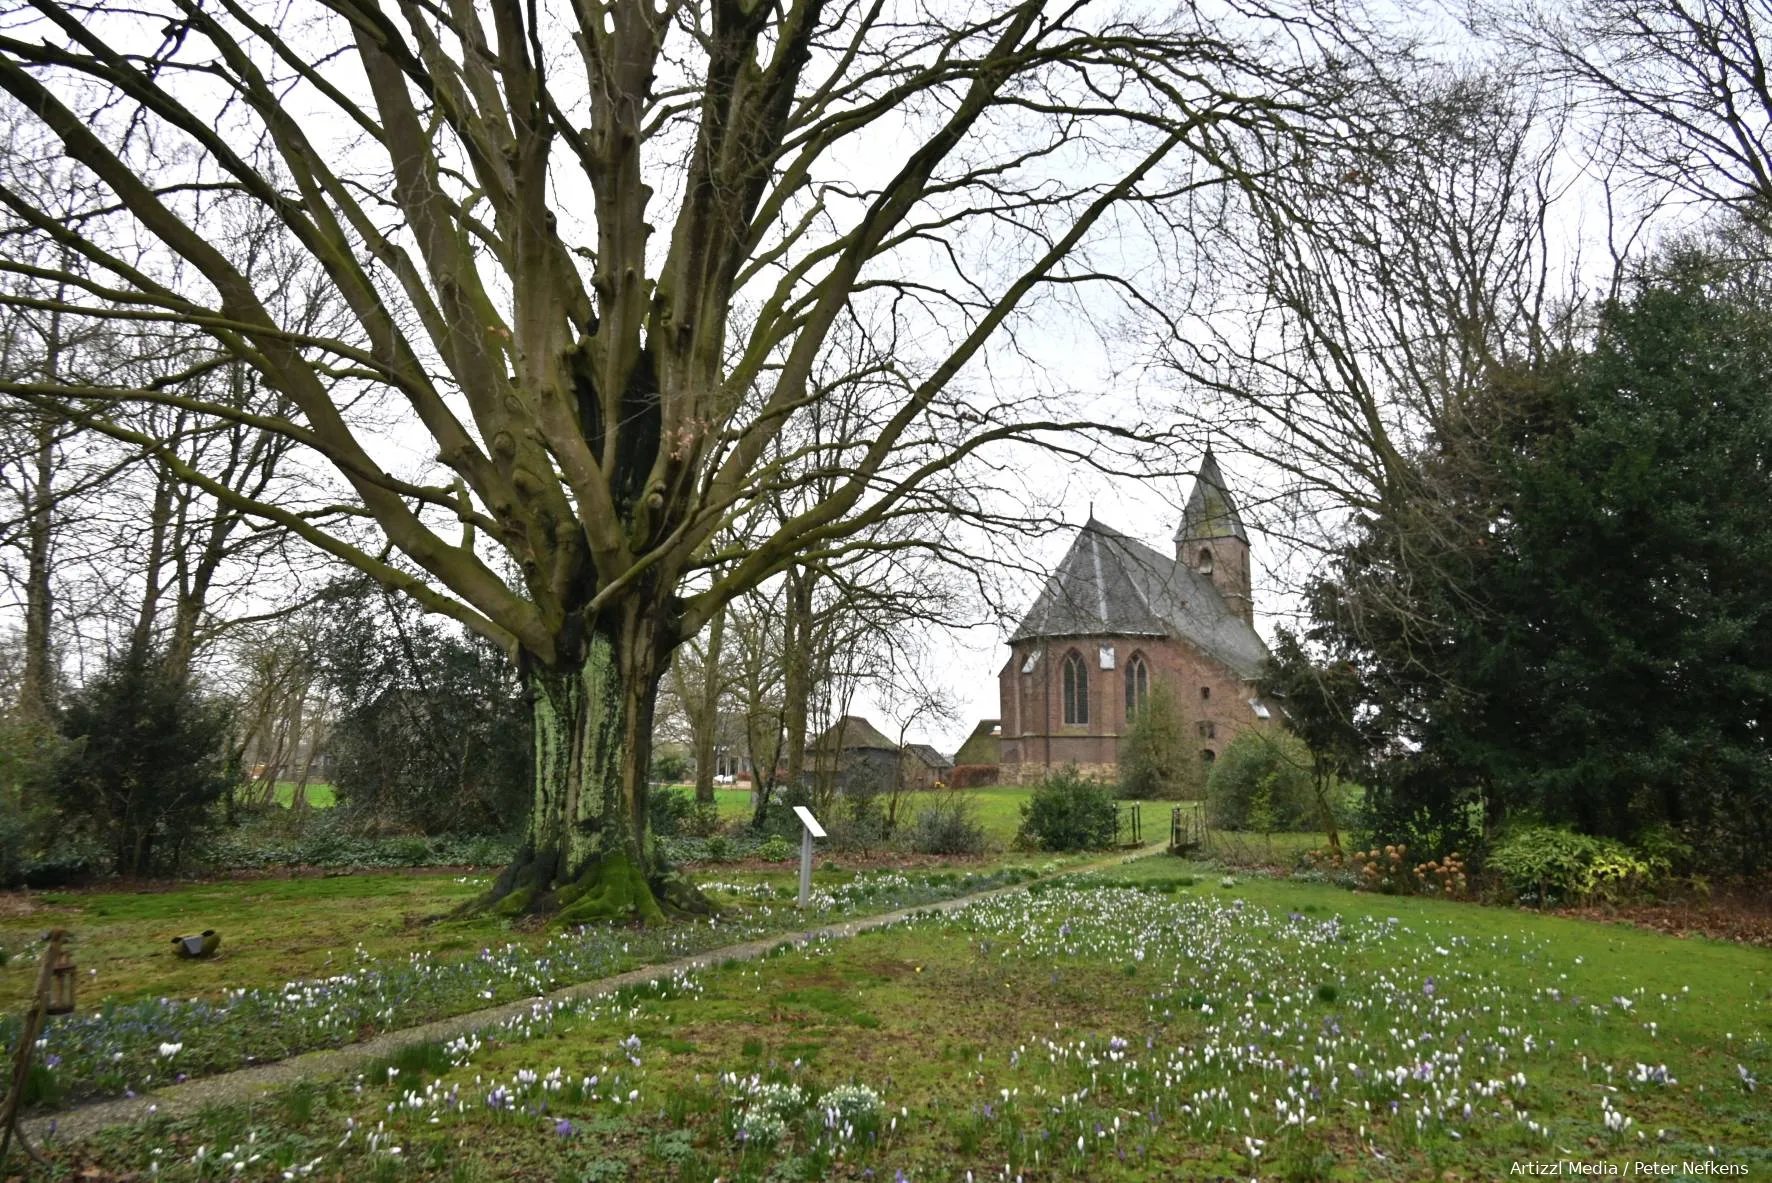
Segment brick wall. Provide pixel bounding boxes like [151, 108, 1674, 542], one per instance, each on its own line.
[998, 634, 1268, 784]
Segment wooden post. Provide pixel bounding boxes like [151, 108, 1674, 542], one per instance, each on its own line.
[793, 806, 826, 908]
[0, 928, 66, 1167]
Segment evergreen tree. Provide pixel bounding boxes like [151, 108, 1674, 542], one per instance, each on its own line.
[54, 652, 234, 875]
[1118, 681, 1199, 800]
[1299, 242, 1772, 867]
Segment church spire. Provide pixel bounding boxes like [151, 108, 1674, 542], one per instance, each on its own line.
[1173, 447, 1248, 545]
[1175, 449, 1254, 625]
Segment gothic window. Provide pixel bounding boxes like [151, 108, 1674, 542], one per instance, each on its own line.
[1198, 547, 1214, 574]
[1062, 650, 1089, 725]
[1124, 653, 1149, 715]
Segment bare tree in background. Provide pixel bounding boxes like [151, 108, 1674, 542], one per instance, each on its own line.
[0, 0, 1365, 916]
[1150, 64, 1567, 672]
[1507, 0, 1772, 229]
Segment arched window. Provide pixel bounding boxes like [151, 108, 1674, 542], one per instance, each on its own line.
[1062, 650, 1089, 725]
[1198, 546, 1214, 574]
[1124, 653, 1149, 715]
[1200, 685, 1211, 701]
[1201, 749, 1217, 766]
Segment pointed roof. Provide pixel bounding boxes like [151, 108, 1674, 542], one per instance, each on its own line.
[1009, 519, 1268, 678]
[1174, 449, 1249, 544]
[810, 714, 899, 753]
[904, 743, 953, 770]
[953, 719, 1001, 765]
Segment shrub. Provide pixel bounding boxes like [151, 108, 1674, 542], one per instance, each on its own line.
[1118, 683, 1202, 800]
[1337, 844, 1469, 897]
[948, 763, 999, 789]
[1016, 765, 1117, 852]
[905, 789, 990, 855]
[320, 583, 530, 836]
[648, 786, 696, 837]
[757, 834, 795, 862]
[1205, 731, 1317, 832]
[828, 781, 888, 853]
[650, 746, 691, 784]
[1485, 823, 1669, 905]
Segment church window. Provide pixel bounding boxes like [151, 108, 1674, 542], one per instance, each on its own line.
[1201, 749, 1216, 765]
[1062, 650, 1089, 725]
[1124, 653, 1149, 714]
[1197, 720, 1216, 739]
[1200, 685, 1211, 701]
[1198, 547, 1214, 574]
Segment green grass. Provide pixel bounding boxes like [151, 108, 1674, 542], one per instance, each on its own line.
[693, 782, 1176, 845]
[269, 780, 337, 808]
[0, 870, 493, 1009]
[46, 854, 1772, 1180]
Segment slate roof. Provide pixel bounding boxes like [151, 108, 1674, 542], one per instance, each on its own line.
[904, 743, 953, 770]
[1174, 448, 1249, 544]
[1009, 519, 1269, 680]
[810, 715, 899, 752]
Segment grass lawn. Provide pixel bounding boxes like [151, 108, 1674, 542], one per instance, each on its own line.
[0, 861, 1045, 1108]
[44, 854, 1772, 1181]
[0, 871, 495, 1011]
[692, 783, 1176, 846]
[269, 781, 337, 808]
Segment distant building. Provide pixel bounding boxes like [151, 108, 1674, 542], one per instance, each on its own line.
[953, 719, 1001, 767]
[998, 452, 1274, 784]
[902, 743, 954, 788]
[809, 715, 902, 793]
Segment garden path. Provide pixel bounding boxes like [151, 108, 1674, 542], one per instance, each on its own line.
[22, 844, 1164, 1146]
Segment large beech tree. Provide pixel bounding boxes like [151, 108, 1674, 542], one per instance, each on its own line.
[0, 0, 1344, 918]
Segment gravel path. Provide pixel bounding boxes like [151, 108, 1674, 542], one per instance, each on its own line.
[24, 846, 1163, 1146]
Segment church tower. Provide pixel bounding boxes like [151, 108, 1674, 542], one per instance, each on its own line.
[1175, 449, 1253, 626]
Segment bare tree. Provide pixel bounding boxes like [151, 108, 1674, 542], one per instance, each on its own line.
[1149, 62, 1568, 673]
[0, 0, 1360, 916]
[1508, 0, 1772, 229]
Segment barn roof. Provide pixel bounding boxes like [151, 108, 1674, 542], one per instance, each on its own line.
[904, 743, 953, 770]
[953, 719, 1001, 765]
[1009, 519, 1269, 680]
[810, 715, 900, 752]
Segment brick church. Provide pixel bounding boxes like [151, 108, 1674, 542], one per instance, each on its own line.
[997, 452, 1274, 784]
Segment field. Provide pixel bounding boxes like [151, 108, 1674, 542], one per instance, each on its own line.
[16, 854, 1769, 1181]
[268, 782, 338, 808]
[702, 784, 1194, 848]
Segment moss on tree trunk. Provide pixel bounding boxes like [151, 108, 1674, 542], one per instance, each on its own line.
[479, 625, 709, 923]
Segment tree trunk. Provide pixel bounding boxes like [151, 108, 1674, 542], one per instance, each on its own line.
[780, 569, 815, 793]
[17, 414, 56, 721]
[691, 603, 726, 805]
[481, 616, 708, 923]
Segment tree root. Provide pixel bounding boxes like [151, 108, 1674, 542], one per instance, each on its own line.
[473, 848, 714, 926]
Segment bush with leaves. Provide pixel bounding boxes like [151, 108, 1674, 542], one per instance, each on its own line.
[320, 582, 530, 836]
[1016, 765, 1118, 852]
[828, 776, 888, 854]
[1486, 823, 1669, 905]
[53, 652, 236, 876]
[905, 788, 991, 855]
[650, 746, 691, 784]
[648, 785, 696, 838]
[0, 713, 90, 887]
[1205, 731, 1318, 832]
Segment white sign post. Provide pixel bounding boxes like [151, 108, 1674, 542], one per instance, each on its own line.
[793, 805, 826, 908]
